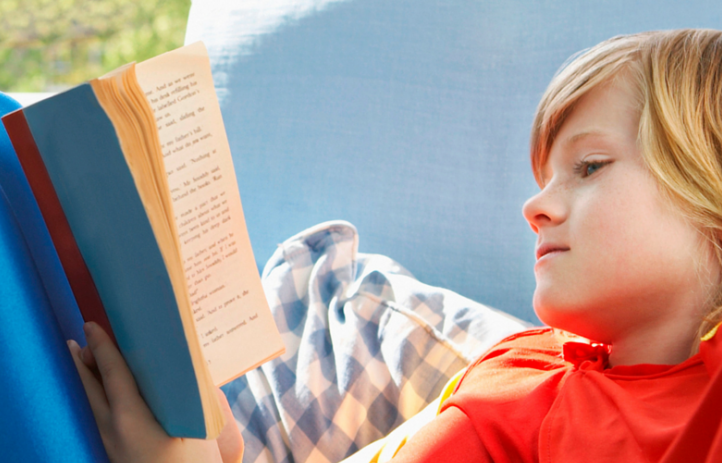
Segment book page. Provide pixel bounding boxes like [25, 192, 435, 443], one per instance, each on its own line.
[134, 42, 283, 385]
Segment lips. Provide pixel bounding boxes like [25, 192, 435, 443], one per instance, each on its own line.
[536, 243, 570, 260]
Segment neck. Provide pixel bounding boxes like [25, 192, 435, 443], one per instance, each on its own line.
[607, 319, 699, 367]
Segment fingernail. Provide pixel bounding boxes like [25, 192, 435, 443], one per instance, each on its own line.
[83, 322, 96, 338]
[67, 339, 81, 357]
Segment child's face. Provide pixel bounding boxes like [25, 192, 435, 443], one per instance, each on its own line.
[523, 75, 721, 344]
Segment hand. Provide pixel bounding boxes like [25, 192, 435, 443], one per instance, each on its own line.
[68, 322, 244, 463]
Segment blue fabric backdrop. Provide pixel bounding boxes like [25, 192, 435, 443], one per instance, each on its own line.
[186, 0, 722, 323]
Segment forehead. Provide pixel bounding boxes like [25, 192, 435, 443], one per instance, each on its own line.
[540, 77, 642, 182]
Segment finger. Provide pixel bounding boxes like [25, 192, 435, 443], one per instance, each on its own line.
[79, 345, 105, 389]
[80, 343, 98, 370]
[215, 388, 244, 463]
[67, 339, 111, 427]
[83, 322, 144, 413]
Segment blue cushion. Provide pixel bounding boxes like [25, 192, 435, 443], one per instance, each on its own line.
[186, 0, 722, 323]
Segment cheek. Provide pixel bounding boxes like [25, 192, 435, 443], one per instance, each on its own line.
[532, 183, 657, 330]
[533, 176, 712, 336]
[575, 172, 668, 263]
[572, 186, 633, 266]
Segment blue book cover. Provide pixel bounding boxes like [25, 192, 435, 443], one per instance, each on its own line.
[14, 84, 207, 438]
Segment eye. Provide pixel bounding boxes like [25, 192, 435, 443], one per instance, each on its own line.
[573, 160, 611, 178]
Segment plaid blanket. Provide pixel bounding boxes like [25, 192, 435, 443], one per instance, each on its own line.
[223, 221, 529, 463]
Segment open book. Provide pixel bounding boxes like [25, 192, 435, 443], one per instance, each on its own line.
[1, 42, 284, 439]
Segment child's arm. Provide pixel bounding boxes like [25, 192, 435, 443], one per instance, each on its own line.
[67, 322, 244, 463]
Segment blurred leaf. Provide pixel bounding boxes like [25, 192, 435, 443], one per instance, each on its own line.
[0, 0, 191, 91]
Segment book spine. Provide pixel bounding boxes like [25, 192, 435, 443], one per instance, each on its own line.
[2, 109, 116, 344]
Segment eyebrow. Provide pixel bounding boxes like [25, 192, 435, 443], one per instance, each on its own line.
[563, 130, 608, 146]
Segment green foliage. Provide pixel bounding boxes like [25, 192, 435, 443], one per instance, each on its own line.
[0, 0, 191, 91]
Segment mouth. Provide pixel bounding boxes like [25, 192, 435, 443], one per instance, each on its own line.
[536, 243, 570, 261]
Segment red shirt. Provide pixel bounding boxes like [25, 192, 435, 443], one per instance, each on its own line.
[390, 328, 715, 463]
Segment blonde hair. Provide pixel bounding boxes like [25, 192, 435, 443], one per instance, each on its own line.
[531, 29, 722, 350]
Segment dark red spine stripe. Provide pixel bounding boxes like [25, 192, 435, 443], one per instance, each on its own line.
[2, 109, 116, 345]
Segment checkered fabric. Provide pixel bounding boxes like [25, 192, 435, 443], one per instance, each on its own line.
[222, 221, 529, 463]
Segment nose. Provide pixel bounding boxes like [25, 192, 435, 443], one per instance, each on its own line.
[522, 184, 566, 234]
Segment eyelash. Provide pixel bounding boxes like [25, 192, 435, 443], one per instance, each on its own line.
[573, 160, 611, 178]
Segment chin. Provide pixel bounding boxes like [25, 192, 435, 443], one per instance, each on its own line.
[532, 287, 570, 325]
[532, 291, 609, 342]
